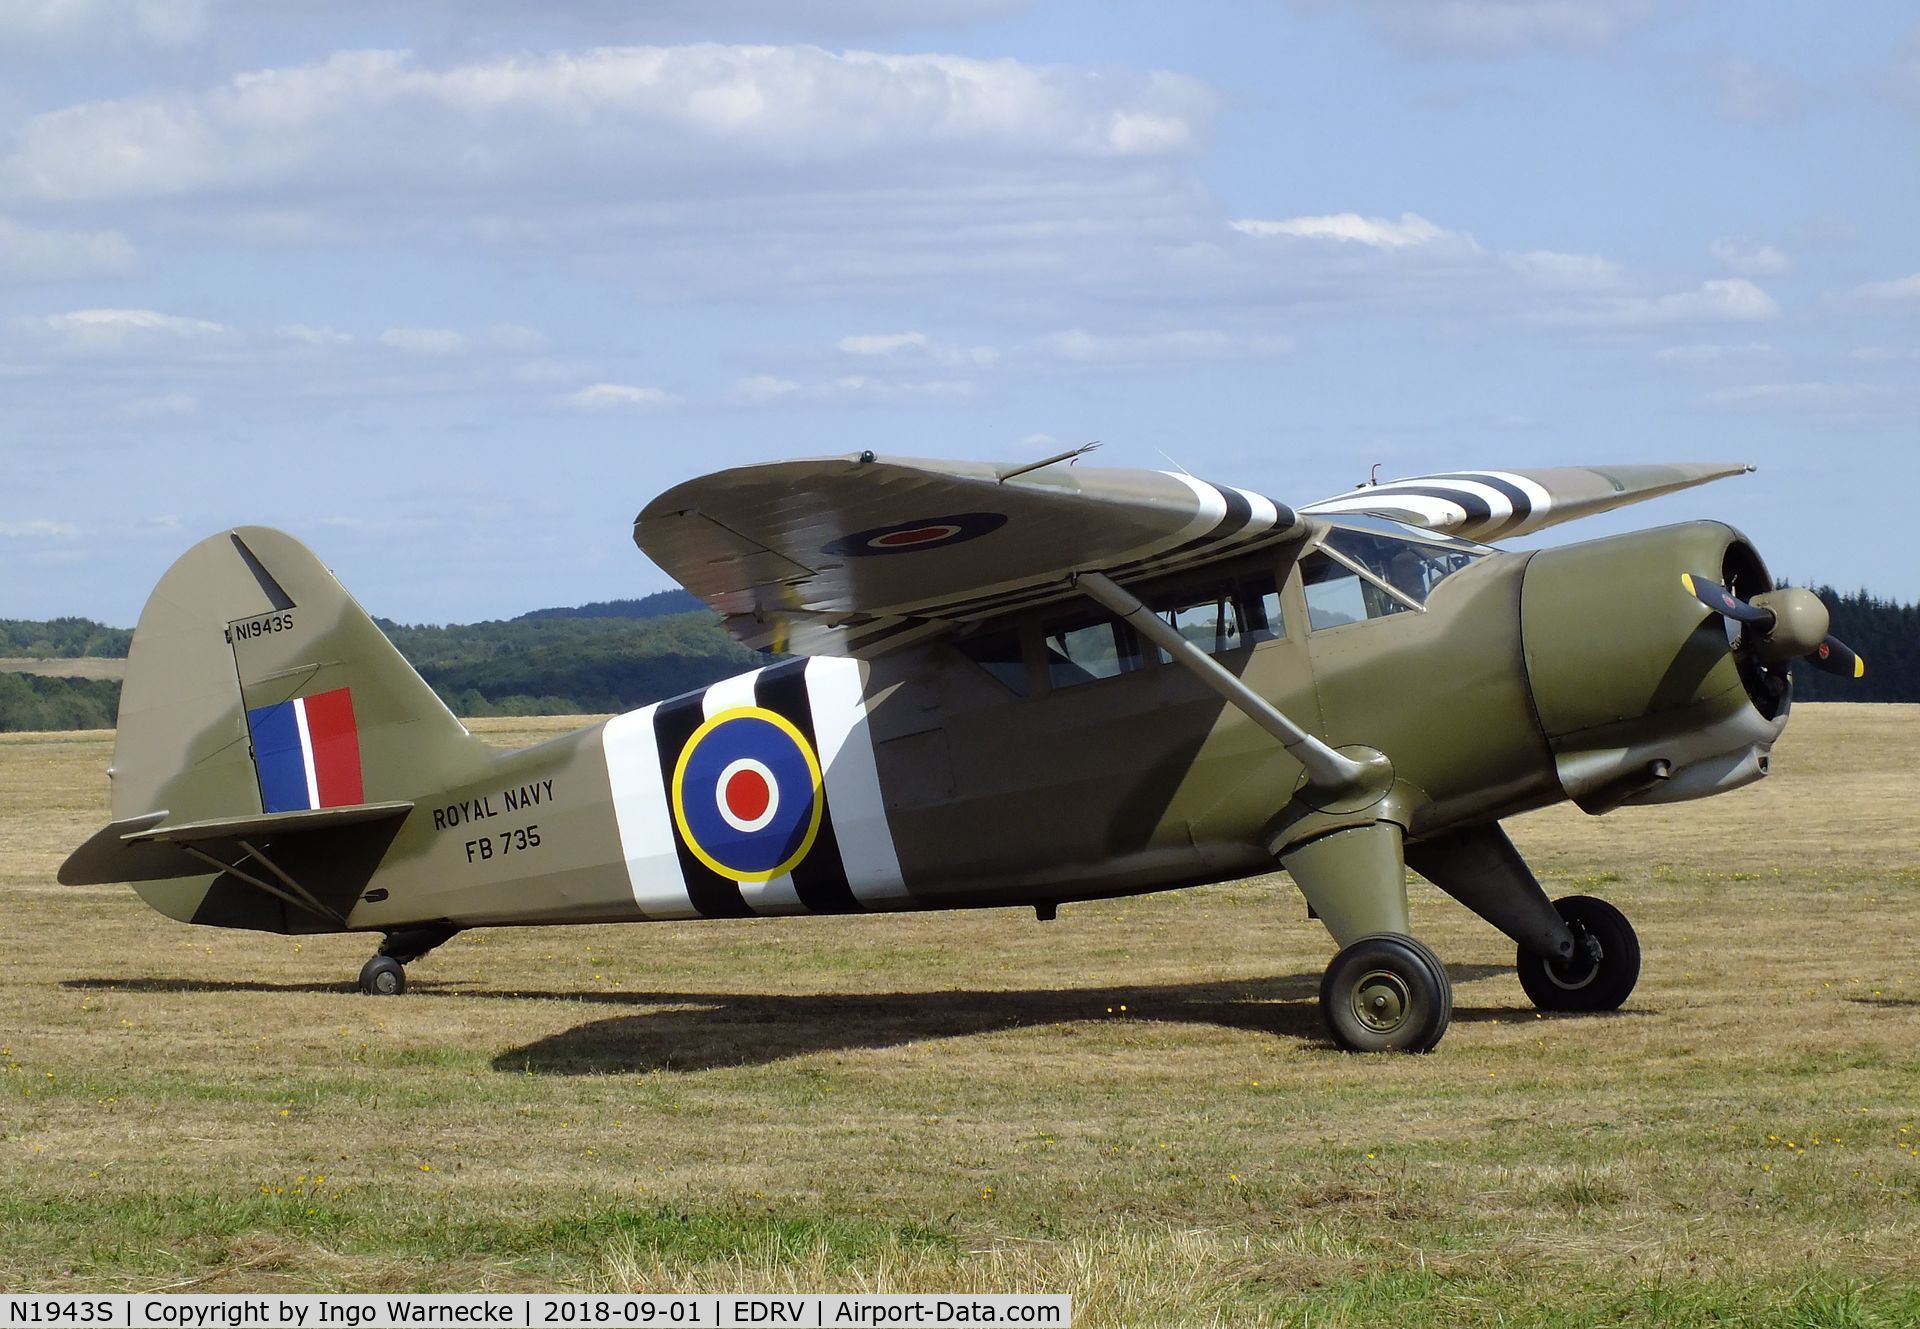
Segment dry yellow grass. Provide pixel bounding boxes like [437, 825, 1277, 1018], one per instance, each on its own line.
[0, 657, 128, 681]
[2, 706, 1916, 1326]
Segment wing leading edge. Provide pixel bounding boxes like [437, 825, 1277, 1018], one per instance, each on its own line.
[1301, 462, 1754, 543]
[635, 454, 1301, 658]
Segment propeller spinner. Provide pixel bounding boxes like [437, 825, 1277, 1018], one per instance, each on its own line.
[1681, 573, 1864, 679]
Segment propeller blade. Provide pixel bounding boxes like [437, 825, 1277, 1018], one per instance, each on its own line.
[1680, 573, 1774, 628]
[1809, 636, 1865, 679]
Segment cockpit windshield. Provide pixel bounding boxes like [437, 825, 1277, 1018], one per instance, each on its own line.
[1319, 518, 1490, 608]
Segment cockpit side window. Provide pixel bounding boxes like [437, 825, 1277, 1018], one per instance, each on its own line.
[1302, 551, 1410, 630]
[1322, 528, 1481, 606]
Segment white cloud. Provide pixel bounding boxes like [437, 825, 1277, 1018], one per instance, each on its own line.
[486, 324, 545, 351]
[731, 374, 801, 402]
[511, 357, 583, 383]
[3, 45, 1215, 205]
[117, 391, 199, 419]
[1698, 382, 1883, 409]
[0, 216, 136, 281]
[564, 382, 678, 409]
[1709, 236, 1788, 276]
[1656, 342, 1774, 364]
[1231, 211, 1464, 250]
[1031, 327, 1295, 364]
[0, 0, 206, 50]
[836, 329, 999, 365]
[1709, 57, 1806, 125]
[1850, 346, 1920, 363]
[0, 518, 80, 538]
[730, 372, 971, 402]
[1505, 249, 1620, 289]
[1891, 26, 1920, 115]
[1543, 278, 1780, 327]
[16, 307, 226, 350]
[1296, 0, 1666, 58]
[279, 323, 352, 346]
[837, 331, 930, 356]
[377, 327, 467, 355]
[1856, 273, 1920, 303]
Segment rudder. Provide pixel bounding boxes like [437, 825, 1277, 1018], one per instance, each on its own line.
[110, 526, 489, 827]
[61, 528, 493, 926]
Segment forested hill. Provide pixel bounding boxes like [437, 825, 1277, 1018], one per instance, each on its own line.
[2, 583, 1915, 731]
[513, 589, 702, 621]
[0, 599, 758, 730]
[1789, 588, 1920, 702]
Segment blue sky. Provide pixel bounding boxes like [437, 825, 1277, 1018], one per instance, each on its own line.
[2, 0, 1916, 624]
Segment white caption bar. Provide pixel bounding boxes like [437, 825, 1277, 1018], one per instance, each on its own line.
[0, 1294, 1071, 1329]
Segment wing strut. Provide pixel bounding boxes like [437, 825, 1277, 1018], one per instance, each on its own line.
[1075, 572, 1374, 792]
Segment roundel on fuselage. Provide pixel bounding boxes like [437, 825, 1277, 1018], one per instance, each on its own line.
[670, 707, 824, 882]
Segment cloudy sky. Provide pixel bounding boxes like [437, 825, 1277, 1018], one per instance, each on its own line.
[3, 0, 1916, 623]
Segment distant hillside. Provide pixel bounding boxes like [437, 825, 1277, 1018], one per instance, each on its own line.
[3, 583, 1914, 732]
[0, 617, 130, 659]
[0, 603, 758, 730]
[515, 589, 702, 621]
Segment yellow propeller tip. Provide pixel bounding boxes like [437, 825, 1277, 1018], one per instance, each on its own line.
[1680, 573, 1695, 595]
[1855, 657, 1866, 679]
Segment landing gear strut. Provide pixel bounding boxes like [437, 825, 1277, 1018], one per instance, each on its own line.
[357, 925, 459, 996]
[1516, 895, 1640, 1012]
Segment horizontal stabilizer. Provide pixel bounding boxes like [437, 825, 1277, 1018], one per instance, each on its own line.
[60, 801, 412, 885]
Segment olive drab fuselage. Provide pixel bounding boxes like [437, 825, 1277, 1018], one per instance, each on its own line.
[102, 517, 1786, 941]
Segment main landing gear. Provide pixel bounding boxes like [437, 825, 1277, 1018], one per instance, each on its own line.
[357, 925, 459, 996]
[1286, 821, 1644, 1052]
[1320, 932, 1453, 1053]
[1515, 894, 1640, 1012]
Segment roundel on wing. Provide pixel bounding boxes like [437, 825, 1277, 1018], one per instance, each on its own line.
[670, 707, 824, 882]
[821, 511, 1008, 558]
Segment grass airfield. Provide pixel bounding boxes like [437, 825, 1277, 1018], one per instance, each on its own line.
[2, 705, 1916, 1325]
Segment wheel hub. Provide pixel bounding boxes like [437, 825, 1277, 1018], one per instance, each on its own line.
[1545, 929, 1604, 990]
[1350, 968, 1411, 1033]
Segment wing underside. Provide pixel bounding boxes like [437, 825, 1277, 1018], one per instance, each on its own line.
[634, 454, 1301, 658]
[1301, 462, 1753, 543]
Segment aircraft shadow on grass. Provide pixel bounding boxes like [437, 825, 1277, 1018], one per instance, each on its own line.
[65, 963, 1652, 1073]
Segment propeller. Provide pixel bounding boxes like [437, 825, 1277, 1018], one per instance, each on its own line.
[1681, 574, 1864, 679]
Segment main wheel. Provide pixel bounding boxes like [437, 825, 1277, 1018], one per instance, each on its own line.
[1320, 933, 1453, 1053]
[1517, 894, 1639, 1012]
[358, 954, 407, 996]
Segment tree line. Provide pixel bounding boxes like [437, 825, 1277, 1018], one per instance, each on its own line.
[0, 584, 1913, 732]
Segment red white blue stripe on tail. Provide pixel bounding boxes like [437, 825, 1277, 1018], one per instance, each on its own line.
[246, 687, 366, 812]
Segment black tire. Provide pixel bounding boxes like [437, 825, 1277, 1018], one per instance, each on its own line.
[1517, 894, 1640, 1012]
[1320, 933, 1453, 1053]
[358, 954, 407, 996]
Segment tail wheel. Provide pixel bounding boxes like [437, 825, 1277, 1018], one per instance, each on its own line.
[1320, 933, 1453, 1053]
[1517, 894, 1640, 1012]
[358, 954, 407, 996]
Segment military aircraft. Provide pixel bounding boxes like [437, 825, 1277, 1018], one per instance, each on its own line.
[62, 453, 1864, 1051]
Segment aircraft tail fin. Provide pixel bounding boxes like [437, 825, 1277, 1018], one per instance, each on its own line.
[63, 526, 491, 899]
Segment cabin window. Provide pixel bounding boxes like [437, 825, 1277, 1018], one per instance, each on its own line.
[954, 628, 1030, 697]
[1302, 551, 1410, 630]
[1150, 571, 1286, 659]
[1042, 612, 1144, 688]
[1322, 527, 1481, 605]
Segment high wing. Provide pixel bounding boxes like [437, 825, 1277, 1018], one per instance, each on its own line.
[1301, 462, 1754, 543]
[635, 454, 1301, 657]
